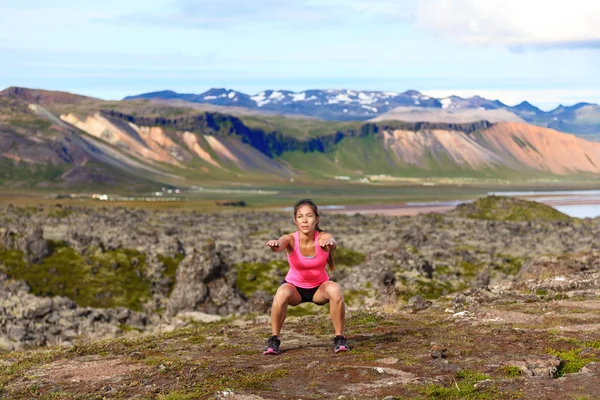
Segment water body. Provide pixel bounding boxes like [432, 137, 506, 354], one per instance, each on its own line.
[318, 190, 600, 218]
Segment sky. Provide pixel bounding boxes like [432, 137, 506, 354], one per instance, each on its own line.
[1, 0, 600, 110]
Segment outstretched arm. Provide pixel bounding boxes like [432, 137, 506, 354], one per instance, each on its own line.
[266, 233, 293, 252]
[318, 232, 337, 252]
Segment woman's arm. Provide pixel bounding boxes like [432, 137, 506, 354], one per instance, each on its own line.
[266, 233, 294, 252]
[318, 232, 337, 252]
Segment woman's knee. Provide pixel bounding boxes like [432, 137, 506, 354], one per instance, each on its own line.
[324, 282, 344, 303]
[273, 284, 297, 304]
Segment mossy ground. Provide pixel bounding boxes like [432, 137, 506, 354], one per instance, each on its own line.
[3, 295, 600, 400]
[453, 195, 572, 222]
[0, 243, 178, 311]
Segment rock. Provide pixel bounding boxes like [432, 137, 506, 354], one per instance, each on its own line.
[430, 343, 447, 359]
[174, 311, 223, 323]
[515, 253, 600, 288]
[502, 356, 561, 378]
[26, 228, 51, 264]
[407, 295, 431, 312]
[249, 290, 273, 314]
[166, 242, 248, 317]
[430, 359, 462, 373]
[452, 293, 467, 309]
[382, 271, 396, 286]
[471, 268, 490, 289]
[26, 297, 54, 319]
[130, 351, 145, 360]
[580, 362, 600, 374]
[375, 357, 399, 365]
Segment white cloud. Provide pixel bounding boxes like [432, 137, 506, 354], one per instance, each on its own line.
[415, 0, 600, 49]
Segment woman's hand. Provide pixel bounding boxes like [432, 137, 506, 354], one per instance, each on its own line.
[319, 237, 336, 250]
[266, 234, 292, 252]
[266, 240, 281, 248]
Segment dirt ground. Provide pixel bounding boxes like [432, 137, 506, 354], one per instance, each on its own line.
[2, 292, 600, 400]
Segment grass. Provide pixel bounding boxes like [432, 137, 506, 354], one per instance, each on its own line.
[500, 365, 523, 378]
[241, 114, 362, 139]
[0, 159, 67, 185]
[419, 370, 509, 399]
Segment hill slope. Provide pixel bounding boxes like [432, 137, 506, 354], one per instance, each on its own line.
[4, 87, 600, 188]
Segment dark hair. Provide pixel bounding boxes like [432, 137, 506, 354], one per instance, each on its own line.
[293, 198, 335, 271]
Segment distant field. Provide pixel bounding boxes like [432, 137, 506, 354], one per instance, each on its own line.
[2, 180, 600, 212]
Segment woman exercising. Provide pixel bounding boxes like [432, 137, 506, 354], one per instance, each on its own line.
[263, 199, 348, 355]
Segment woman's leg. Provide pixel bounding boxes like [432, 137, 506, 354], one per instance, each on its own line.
[313, 281, 345, 336]
[271, 283, 302, 336]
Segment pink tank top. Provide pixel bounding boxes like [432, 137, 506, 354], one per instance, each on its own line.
[285, 231, 330, 289]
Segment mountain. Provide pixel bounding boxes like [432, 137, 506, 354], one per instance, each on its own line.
[0, 93, 182, 189]
[125, 88, 600, 139]
[5, 86, 600, 189]
[126, 88, 443, 120]
[0, 86, 96, 106]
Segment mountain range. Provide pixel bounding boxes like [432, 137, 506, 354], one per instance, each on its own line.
[125, 88, 600, 139]
[3, 86, 600, 190]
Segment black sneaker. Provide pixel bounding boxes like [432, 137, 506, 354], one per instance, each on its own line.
[333, 335, 349, 353]
[263, 335, 281, 355]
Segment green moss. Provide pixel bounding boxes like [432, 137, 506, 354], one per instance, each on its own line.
[344, 288, 372, 306]
[1, 243, 152, 311]
[458, 260, 485, 279]
[46, 207, 74, 219]
[287, 302, 323, 316]
[118, 324, 142, 333]
[83, 248, 151, 310]
[546, 348, 597, 376]
[500, 365, 523, 378]
[335, 246, 366, 267]
[0, 348, 64, 390]
[182, 367, 289, 397]
[0, 247, 27, 272]
[235, 260, 287, 297]
[414, 278, 455, 299]
[496, 254, 525, 275]
[158, 253, 185, 293]
[345, 310, 385, 333]
[421, 370, 504, 399]
[453, 195, 572, 222]
[585, 340, 600, 349]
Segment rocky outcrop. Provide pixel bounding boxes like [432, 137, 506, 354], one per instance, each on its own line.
[25, 228, 51, 264]
[0, 272, 149, 351]
[514, 252, 600, 294]
[166, 241, 247, 317]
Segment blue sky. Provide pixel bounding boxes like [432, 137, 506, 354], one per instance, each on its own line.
[1, 0, 599, 109]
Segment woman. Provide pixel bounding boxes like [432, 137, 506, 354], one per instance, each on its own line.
[263, 198, 349, 355]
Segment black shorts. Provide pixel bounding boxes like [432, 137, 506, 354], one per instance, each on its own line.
[285, 281, 328, 304]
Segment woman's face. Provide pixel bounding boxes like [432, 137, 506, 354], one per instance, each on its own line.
[294, 204, 318, 234]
